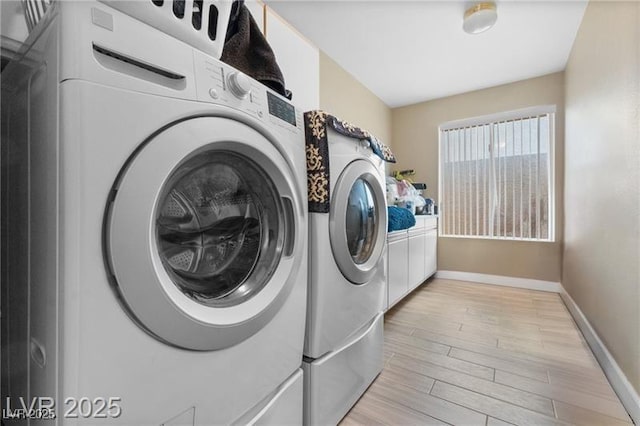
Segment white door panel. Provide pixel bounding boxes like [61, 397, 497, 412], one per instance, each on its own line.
[425, 228, 438, 278]
[408, 231, 426, 290]
[245, 0, 264, 32]
[265, 7, 319, 112]
[387, 236, 408, 308]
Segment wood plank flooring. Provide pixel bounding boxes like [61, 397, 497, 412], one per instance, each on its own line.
[341, 279, 632, 425]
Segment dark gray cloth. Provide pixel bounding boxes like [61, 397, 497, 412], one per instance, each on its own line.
[221, 5, 290, 99]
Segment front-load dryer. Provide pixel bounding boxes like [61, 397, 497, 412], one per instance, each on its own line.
[303, 112, 391, 425]
[1, 2, 307, 424]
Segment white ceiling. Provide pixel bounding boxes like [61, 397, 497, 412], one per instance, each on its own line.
[265, 1, 587, 108]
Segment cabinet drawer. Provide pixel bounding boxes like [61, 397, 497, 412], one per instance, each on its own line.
[424, 216, 438, 230]
[388, 229, 408, 243]
[411, 216, 427, 230]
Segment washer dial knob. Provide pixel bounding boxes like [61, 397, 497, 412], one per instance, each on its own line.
[227, 72, 252, 99]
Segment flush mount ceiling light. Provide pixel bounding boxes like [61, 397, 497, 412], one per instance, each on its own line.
[463, 2, 498, 35]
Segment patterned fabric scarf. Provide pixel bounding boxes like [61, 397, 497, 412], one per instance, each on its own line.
[304, 111, 396, 213]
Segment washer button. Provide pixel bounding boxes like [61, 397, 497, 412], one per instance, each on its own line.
[209, 88, 219, 99]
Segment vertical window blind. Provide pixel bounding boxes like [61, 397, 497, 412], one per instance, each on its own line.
[439, 108, 555, 241]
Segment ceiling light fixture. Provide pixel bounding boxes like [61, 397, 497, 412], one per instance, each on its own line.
[463, 2, 498, 35]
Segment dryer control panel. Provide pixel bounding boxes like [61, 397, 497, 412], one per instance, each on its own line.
[193, 50, 302, 133]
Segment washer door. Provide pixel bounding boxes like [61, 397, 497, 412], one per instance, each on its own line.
[105, 117, 304, 351]
[329, 159, 387, 284]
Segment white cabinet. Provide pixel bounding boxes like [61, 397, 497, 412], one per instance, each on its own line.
[245, 0, 264, 32]
[425, 228, 437, 278]
[244, 3, 320, 112]
[408, 228, 426, 288]
[385, 216, 438, 311]
[386, 231, 408, 310]
[1, 1, 29, 58]
[264, 7, 319, 112]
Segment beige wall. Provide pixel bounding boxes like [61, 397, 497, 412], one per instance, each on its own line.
[392, 73, 564, 282]
[319, 51, 392, 147]
[563, 1, 640, 393]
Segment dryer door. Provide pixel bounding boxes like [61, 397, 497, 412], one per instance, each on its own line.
[329, 159, 387, 284]
[105, 117, 304, 351]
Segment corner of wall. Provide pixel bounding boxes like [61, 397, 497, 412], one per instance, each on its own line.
[318, 52, 392, 147]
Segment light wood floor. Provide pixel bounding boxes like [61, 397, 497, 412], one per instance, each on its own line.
[341, 279, 632, 426]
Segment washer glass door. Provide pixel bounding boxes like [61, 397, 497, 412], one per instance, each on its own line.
[345, 178, 378, 265]
[157, 151, 281, 308]
[106, 117, 303, 351]
[330, 159, 387, 284]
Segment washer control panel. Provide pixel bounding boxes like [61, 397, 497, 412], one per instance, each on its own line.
[267, 92, 296, 126]
[193, 50, 302, 133]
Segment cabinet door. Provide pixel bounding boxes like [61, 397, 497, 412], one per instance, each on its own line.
[265, 7, 319, 112]
[1, 1, 29, 56]
[387, 238, 408, 308]
[382, 244, 388, 311]
[245, 0, 264, 33]
[408, 232, 426, 290]
[425, 228, 437, 278]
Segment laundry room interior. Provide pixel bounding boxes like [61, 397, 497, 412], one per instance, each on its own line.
[0, 0, 638, 425]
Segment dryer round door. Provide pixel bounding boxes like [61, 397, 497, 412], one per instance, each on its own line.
[329, 159, 387, 284]
[105, 117, 304, 351]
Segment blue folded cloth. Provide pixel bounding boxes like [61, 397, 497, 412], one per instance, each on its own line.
[387, 206, 416, 232]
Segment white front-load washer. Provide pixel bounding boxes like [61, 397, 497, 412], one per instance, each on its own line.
[303, 115, 388, 426]
[1, 2, 307, 424]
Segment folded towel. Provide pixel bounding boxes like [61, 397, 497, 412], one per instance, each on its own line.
[387, 206, 416, 232]
[221, 4, 290, 99]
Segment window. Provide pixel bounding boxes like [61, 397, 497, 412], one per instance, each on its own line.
[439, 106, 555, 241]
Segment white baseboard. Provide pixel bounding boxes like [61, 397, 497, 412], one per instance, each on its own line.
[560, 286, 640, 425]
[435, 270, 561, 293]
